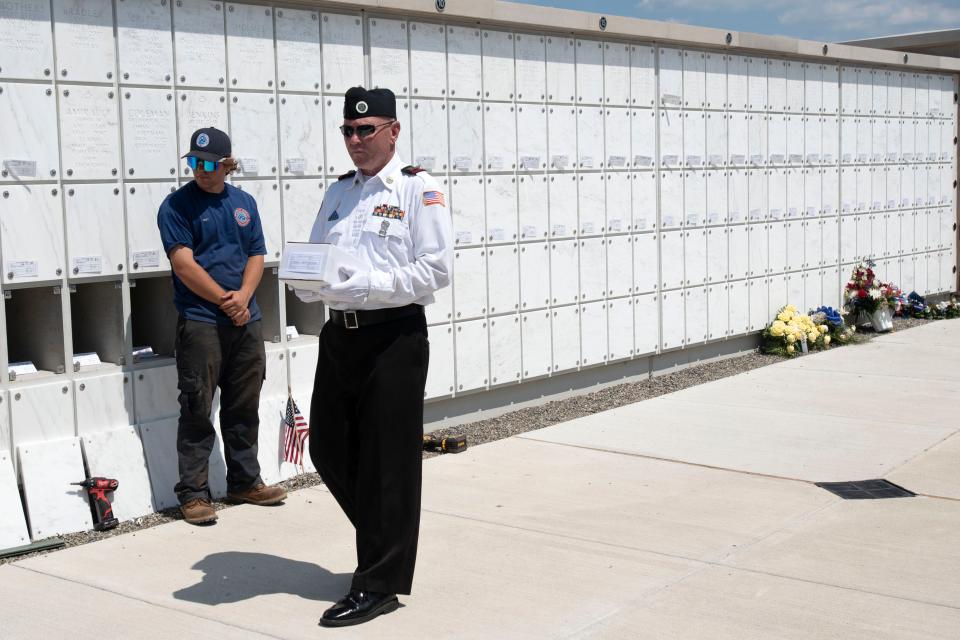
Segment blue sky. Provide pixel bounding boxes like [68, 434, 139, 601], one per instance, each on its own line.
[513, 0, 960, 42]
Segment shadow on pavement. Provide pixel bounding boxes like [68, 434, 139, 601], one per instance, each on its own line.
[173, 551, 350, 605]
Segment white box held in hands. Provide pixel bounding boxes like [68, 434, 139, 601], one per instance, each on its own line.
[278, 242, 367, 291]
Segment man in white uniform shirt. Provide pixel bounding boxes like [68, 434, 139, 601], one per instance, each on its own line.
[295, 87, 452, 627]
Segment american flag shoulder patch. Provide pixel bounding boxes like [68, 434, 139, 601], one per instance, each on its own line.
[422, 190, 445, 207]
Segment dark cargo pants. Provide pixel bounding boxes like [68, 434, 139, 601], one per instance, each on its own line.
[174, 316, 266, 504]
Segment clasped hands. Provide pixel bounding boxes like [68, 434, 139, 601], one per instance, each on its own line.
[220, 290, 251, 326]
[294, 266, 370, 305]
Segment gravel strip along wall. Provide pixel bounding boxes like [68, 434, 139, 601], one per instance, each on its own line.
[0, 0, 957, 543]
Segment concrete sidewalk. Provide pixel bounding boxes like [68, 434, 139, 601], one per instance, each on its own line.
[2, 321, 959, 639]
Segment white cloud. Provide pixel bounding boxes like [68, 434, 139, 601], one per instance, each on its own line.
[779, 0, 960, 34]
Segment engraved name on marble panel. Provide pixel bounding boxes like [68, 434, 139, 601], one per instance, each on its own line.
[275, 8, 320, 92]
[0, 0, 53, 79]
[53, 0, 115, 82]
[59, 86, 120, 180]
[122, 88, 178, 178]
[226, 3, 275, 90]
[117, 0, 174, 85]
[174, 0, 226, 87]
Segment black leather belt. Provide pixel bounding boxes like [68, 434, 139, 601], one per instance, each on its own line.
[328, 304, 423, 329]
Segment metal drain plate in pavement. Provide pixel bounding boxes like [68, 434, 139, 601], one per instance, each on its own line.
[815, 479, 915, 500]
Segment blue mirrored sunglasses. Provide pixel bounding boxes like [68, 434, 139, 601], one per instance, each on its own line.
[186, 157, 220, 172]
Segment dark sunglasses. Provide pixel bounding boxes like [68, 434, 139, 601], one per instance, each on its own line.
[187, 157, 220, 172]
[339, 120, 395, 139]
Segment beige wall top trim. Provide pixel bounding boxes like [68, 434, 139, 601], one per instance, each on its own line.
[299, 0, 960, 72]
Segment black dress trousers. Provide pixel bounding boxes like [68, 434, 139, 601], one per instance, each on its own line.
[309, 310, 429, 595]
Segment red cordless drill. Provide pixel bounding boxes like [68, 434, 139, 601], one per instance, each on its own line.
[72, 477, 119, 531]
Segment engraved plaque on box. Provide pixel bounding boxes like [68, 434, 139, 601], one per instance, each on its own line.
[174, 0, 227, 87]
[276, 8, 321, 92]
[59, 87, 120, 180]
[117, 0, 174, 85]
[122, 88, 177, 179]
[226, 3, 276, 90]
[1, 0, 54, 79]
[53, 0, 115, 82]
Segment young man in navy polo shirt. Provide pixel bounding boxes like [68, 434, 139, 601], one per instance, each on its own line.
[157, 127, 287, 525]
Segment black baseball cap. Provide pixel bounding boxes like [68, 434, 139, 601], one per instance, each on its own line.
[183, 127, 231, 162]
[343, 87, 396, 120]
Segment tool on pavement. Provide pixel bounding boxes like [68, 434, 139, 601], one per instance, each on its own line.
[422, 433, 468, 454]
[71, 477, 119, 531]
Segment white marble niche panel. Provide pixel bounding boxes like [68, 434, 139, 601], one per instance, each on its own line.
[548, 174, 577, 238]
[19, 437, 90, 538]
[11, 380, 74, 445]
[660, 230, 684, 290]
[323, 98, 353, 175]
[683, 111, 707, 168]
[683, 49, 705, 109]
[630, 45, 656, 108]
[275, 8, 320, 92]
[727, 112, 748, 166]
[575, 39, 603, 104]
[53, 0, 114, 82]
[116, 0, 173, 85]
[80, 426, 153, 521]
[322, 13, 363, 93]
[0, 450, 28, 548]
[447, 25, 481, 100]
[516, 105, 547, 172]
[278, 95, 324, 177]
[747, 169, 767, 222]
[706, 170, 727, 225]
[747, 223, 769, 277]
[747, 57, 768, 111]
[768, 168, 786, 221]
[1, 185, 64, 284]
[519, 241, 550, 310]
[603, 42, 630, 106]
[706, 226, 728, 283]
[521, 310, 551, 378]
[726, 55, 748, 111]
[605, 108, 630, 169]
[410, 22, 446, 98]
[485, 175, 518, 243]
[484, 103, 516, 171]
[578, 237, 606, 301]
[660, 109, 682, 168]
[684, 171, 706, 227]
[487, 245, 519, 315]
[551, 305, 580, 372]
[176, 90, 227, 175]
[449, 101, 483, 173]
[369, 17, 409, 95]
[747, 114, 767, 167]
[454, 319, 489, 393]
[770, 114, 789, 165]
[708, 283, 729, 339]
[804, 219, 821, 268]
[515, 33, 545, 102]
[632, 232, 658, 294]
[404, 101, 446, 173]
[424, 324, 453, 399]
[579, 301, 607, 367]
[631, 109, 655, 169]
[488, 314, 521, 386]
[0, 83, 58, 182]
[281, 180, 323, 244]
[453, 247, 486, 319]
[232, 179, 281, 262]
[785, 115, 804, 164]
[631, 171, 656, 231]
[606, 235, 631, 297]
[705, 112, 726, 168]
[633, 292, 658, 355]
[230, 93, 279, 177]
[727, 279, 748, 335]
[728, 169, 747, 224]
[607, 298, 632, 361]
[684, 286, 707, 345]
[173, 0, 226, 88]
[550, 239, 579, 305]
[576, 106, 604, 169]
[126, 182, 175, 273]
[482, 29, 515, 101]
[605, 173, 630, 234]
[64, 183, 125, 278]
[684, 228, 707, 286]
[450, 176, 484, 246]
[225, 3, 275, 90]
[546, 36, 575, 103]
[728, 224, 749, 279]
[518, 174, 548, 240]
[659, 171, 682, 230]
[704, 52, 725, 110]
[659, 47, 682, 107]
[0, 0, 54, 80]
[804, 116, 822, 165]
[59, 86, 120, 180]
[75, 372, 133, 435]
[578, 173, 605, 235]
[660, 290, 684, 350]
[548, 106, 576, 170]
[134, 365, 178, 424]
[121, 88, 178, 179]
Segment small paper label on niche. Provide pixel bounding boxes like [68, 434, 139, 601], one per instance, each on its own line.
[3, 160, 37, 178]
[73, 256, 102, 274]
[7, 260, 38, 278]
[133, 250, 161, 268]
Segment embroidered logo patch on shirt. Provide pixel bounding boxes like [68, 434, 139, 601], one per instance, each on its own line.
[372, 204, 406, 220]
[422, 190, 445, 207]
[233, 207, 251, 227]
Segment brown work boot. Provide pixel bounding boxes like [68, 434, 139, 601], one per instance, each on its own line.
[227, 483, 287, 506]
[180, 497, 217, 525]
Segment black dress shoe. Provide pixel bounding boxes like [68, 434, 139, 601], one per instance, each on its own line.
[320, 589, 399, 627]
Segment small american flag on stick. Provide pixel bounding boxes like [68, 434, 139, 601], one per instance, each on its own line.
[283, 392, 309, 468]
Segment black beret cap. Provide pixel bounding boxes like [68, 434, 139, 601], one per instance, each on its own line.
[343, 86, 397, 120]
